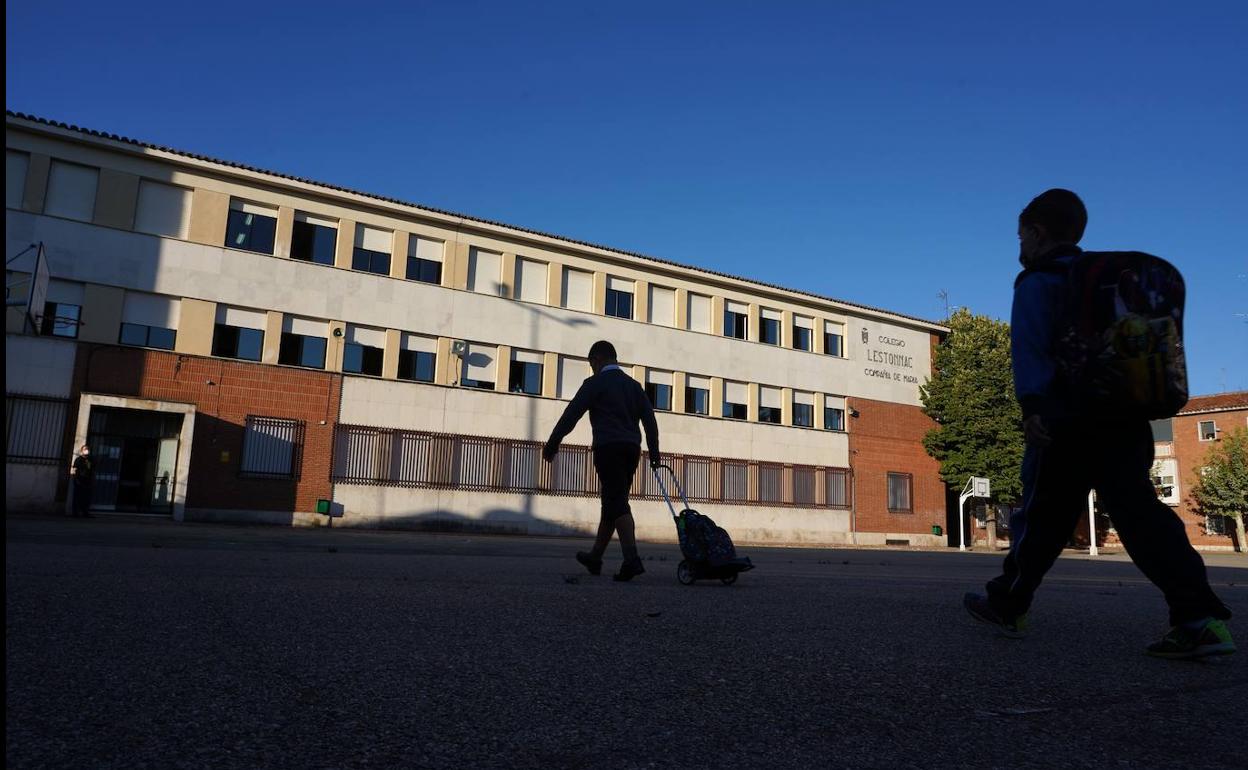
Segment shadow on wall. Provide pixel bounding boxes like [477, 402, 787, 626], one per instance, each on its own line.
[187, 412, 299, 517]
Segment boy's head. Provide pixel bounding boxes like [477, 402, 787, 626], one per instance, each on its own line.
[1018, 188, 1087, 266]
[587, 340, 618, 373]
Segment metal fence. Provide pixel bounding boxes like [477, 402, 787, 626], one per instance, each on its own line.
[6, 394, 70, 465]
[332, 423, 852, 509]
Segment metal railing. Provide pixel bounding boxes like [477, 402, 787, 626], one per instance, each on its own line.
[331, 423, 852, 509]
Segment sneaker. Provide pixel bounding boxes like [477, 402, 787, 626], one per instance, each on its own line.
[575, 551, 602, 576]
[963, 592, 1028, 639]
[1146, 620, 1236, 660]
[613, 557, 646, 582]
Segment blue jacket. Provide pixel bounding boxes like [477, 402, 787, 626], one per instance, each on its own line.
[1011, 247, 1081, 421]
[547, 367, 660, 454]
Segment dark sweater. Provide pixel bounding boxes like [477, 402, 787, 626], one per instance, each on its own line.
[547, 367, 660, 456]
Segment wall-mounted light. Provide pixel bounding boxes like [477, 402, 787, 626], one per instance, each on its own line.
[849, 408, 861, 419]
[332, 327, 344, 338]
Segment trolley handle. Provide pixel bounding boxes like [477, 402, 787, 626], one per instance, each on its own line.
[650, 463, 691, 520]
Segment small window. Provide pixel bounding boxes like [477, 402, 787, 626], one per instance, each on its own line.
[1198, 421, 1217, 441]
[760, 317, 781, 345]
[825, 407, 846, 431]
[212, 324, 264, 361]
[887, 472, 913, 512]
[825, 331, 844, 357]
[646, 383, 672, 411]
[407, 237, 444, 284]
[793, 326, 813, 351]
[399, 349, 436, 382]
[225, 200, 277, 255]
[1150, 419, 1174, 443]
[291, 214, 338, 265]
[44, 161, 98, 222]
[605, 285, 634, 319]
[41, 302, 81, 338]
[240, 416, 304, 480]
[793, 403, 814, 427]
[758, 406, 782, 424]
[508, 360, 543, 395]
[1206, 515, 1230, 536]
[724, 402, 748, 420]
[119, 322, 176, 350]
[351, 249, 391, 275]
[685, 386, 710, 415]
[724, 310, 748, 339]
[279, 333, 327, 369]
[343, 343, 384, 376]
[352, 225, 392, 275]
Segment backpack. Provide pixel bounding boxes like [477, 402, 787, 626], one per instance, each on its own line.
[1031, 251, 1189, 419]
[677, 510, 739, 565]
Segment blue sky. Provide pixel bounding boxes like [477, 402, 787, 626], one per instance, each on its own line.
[7, 1, 1247, 394]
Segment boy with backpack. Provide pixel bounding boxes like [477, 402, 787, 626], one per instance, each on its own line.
[963, 189, 1234, 658]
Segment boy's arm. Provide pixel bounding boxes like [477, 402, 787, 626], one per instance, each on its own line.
[1011, 272, 1060, 421]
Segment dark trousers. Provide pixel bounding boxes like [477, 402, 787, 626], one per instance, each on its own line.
[987, 419, 1230, 626]
[72, 480, 92, 516]
[593, 443, 641, 522]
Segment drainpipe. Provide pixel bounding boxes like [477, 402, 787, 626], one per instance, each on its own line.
[850, 467, 857, 546]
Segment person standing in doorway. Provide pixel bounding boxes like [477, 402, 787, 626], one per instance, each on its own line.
[70, 443, 94, 518]
[544, 341, 660, 581]
[963, 188, 1233, 658]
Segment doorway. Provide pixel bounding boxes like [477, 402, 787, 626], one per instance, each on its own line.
[87, 406, 183, 514]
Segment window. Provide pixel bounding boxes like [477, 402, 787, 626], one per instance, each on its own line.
[887, 472, 913, 512]
[648, 285, 676, 327]
[646, 370, 673, 411]
[1150, 419, 1173, 442]
[825, 406, 846, 431]
[460, 343, 496, 390]
[687, 293, 711, 333]
[343, 325, 385, 376]
[826, 470, 849, 507]
[291, 213, 338, 265]
[605, 277, 634, 319]
[508, 351, 544, 395]
[44, 161, 98, 222]
[351, 224, 391, 275]
[515, 258, 548, 304]
[724, 381, 748, 420]
[1206, 515, 1230, 536]
[468, 248, 502, 295]
[407, 236, 444, 284]
[225, 199, 277, 255]
[276, 317, 327, 369]
[724, 301, 749, 339]
[1198, 421, 1218, 441]
[761, 309, 782, 345]
[6, 150, 28, 209]
[561, 267, 593, 311]
[119, 292, 179, 350]
[41, 301, 81, 338]
[212, 306, 266, 361]
[825, 322, 845, 357]
[759, 386, 782, 423]
[1150, 459, 1180, 506]
[793, 316, 814, 351]
[685, 375, 710, 415]
[399, 334, 437, 382]
[240, 416, 304, 480]
[135, 180, 191, 238]
[793, 394, 815, 428]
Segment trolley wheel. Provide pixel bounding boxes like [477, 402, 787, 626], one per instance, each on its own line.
[677, 560, 696, 585]
[720, 574, 738, 585]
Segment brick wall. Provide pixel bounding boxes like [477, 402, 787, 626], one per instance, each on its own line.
[1172, 408, 1247, 548]
[71, 345, 340, 513]
[846, 395, 947, 536]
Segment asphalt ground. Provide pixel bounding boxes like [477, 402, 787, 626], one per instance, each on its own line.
[6, 515, 1246, 770]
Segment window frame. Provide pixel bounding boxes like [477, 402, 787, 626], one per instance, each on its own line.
[343, 342, 385, 377]
[290, 218, 338, 265]
[887, 472, 914, 513]
[1198, 420, 1218, 441]
[758, 406, 782, 424]
[793, 402, 815, 428]
[760, 317, 782, 346]
[507, 360, 544, 395]
[724, 310, 749, 340]
[223, 206, 277, 255]
[119, 322, 176, 351]
[645, 382, 673, 411]
[793, 325, 813, 352]
[824, 406, 846, 432]
[824, 331, 844, 358]
[723, 401, 748, 420]
[406, 256, 442, 284]
[684, 386, 710, 416]
[41, 301, 81, 339]
[239, 415, 305, 481]
[605, 287, 634, 320]
[278, 332, 328, 370]
[212, 323, 264, 361]
[398, 349, 436, 383]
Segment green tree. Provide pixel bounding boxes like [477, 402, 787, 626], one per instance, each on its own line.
[920, 308, 1024, 503]
[1190, 427, 1248, 553]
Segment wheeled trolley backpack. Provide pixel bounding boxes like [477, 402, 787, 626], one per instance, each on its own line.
[651, 464, 754, 585]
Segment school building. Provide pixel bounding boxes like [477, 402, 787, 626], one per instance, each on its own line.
[6, 110, 956, 546]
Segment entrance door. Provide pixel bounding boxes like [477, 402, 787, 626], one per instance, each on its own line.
[87, 407, 183, 514]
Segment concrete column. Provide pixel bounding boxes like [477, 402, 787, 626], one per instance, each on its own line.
[383, 328, 401, 379]
[261, 311, 283, 365]
[90, 170, 139, 230]
[672, 372, 687, 413]
[390, 231, 410, 280]
[187, 189, 229, 247]
[747, 382, 760, 422]
[274, 207, 295, 259]
[547, 263, 563, 306]
[435, 337, 454, 385]
[634, 280, 649, 323]
[781, 309, 794, 349]
[334, 220, 356, 270]
[710, 377, 724, 419]
[592, 272, 607, 315]
[495, 345, 512, 392]
[78, 284, 124, 345]
[175, 298, 216, 356]
[450, 242, 470, 290]
[781, 387, 794, 426]
[814, 318, 826, 354]
[675, 288, 689, 329]
[22, 153, 50, 213]
[542, 352, 559, 397]
[500, 253, 517, 299]
[711, 296, 725, 336]
[633, 365, 647, 387]
[326, 321, 346, 372]
[747, 303, 760, 343]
